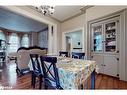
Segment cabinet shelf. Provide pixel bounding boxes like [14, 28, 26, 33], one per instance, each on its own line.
[106, 27, 116, 31]
[105, 45, 116, 47]
[105, 37, 116, 39]
[106, 29, 115, 32]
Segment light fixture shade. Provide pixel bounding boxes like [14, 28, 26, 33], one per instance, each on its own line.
[35, 6, 55, 15]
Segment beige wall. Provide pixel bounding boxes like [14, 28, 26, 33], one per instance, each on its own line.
[61, 14, 85, 32]
[86, 6, 127, 21]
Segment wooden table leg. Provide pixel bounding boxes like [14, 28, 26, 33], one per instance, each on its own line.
[91, 70, 95, 89]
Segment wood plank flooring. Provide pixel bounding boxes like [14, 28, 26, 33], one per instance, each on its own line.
[0, 61, 127, 89]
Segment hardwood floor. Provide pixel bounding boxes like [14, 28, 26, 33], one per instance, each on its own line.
[0, 61, 127, 89]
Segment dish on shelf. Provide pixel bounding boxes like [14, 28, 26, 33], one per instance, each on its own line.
[107, 41, 116, 46]
[106, 26, 116, 30]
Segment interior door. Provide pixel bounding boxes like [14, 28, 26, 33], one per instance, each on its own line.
[66, 36, 71, 52]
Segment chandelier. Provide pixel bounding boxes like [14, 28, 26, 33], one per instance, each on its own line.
[35, 6, 55, 15]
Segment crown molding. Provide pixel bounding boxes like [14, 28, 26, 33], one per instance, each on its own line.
[21, 6, 94, 23]
[61, 6, 94, 22]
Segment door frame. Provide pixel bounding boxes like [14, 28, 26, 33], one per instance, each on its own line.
[62, 27, 84, 52]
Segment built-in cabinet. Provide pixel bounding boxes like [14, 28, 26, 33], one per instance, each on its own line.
[90, 16, 120, 77]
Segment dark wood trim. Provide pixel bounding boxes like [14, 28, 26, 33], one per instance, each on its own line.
[73, 48, 82, 49]
[17, 46, 48, 52]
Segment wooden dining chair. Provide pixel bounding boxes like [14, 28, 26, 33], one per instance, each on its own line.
[71, 52, 85, 59]
[40, 56, 63, 89]
[59, 51, 69, 57]
[30, 54, 43, 89]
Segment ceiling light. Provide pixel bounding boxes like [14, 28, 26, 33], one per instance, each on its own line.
[35, 6, 55, 15]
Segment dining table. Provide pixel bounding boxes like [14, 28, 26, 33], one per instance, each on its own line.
[28, 56, 98, 89]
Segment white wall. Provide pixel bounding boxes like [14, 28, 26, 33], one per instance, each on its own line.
[66, 31, 82, 52]
[70, 31, 82, 49]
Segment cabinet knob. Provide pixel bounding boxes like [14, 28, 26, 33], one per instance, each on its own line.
[116, 50, 119, 53]
[116, 58, 119, 61]
[101, 64, 106, 66]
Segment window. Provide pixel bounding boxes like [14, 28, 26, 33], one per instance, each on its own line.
[0, 30, 6, 40]
[21, 34, 29, 47]
[0, 30, 6, 49]
[8, 33, 19, 53]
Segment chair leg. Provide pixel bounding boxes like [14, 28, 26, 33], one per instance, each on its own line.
[81, 84, 83, 89]
[33, 77, 36, 88]
[91, 70, 95, 89]
[31, 73, 34, 87]
[39, 76, 42, 89]
[31, 72, 36, 89]
[45, 85, 48, 89]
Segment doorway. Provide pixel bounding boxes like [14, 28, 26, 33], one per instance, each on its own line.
[64, 30, 83, 53]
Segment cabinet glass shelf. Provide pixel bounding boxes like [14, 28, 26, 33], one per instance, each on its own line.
[105, 21, 117, 52]
[92, 25, 103, 52]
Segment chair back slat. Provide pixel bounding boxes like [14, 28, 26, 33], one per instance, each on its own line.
[30, 54, 41, 74]
[59, 51, 68, 57]
[72, 52, 85, 59]
[40, 56, 62, 89]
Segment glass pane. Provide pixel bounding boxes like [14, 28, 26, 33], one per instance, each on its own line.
[21, 34, 29, 47]
[105, 22, 116, 52]
[8, 33, 19, 53]
[93, 25, 103, 52]
[0, 31, 6, 50]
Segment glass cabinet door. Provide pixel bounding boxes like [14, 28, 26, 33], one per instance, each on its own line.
[92, 25, 103, 53]
[104, 21, 117, 53]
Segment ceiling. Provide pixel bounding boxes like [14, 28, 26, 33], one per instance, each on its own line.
[0, 8, 48, 32]
[31, 6, 90, 22]
[51, 6, 84, 22]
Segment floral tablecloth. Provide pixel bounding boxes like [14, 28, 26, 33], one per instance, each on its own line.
[28, 56, 97, 89]
[56, 57, 97, 89]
